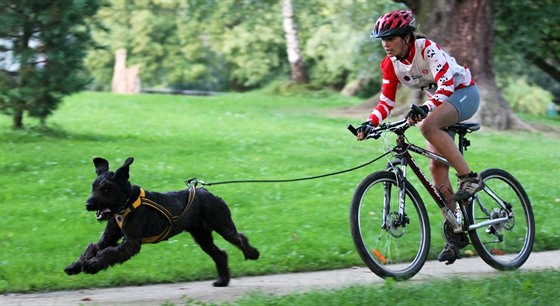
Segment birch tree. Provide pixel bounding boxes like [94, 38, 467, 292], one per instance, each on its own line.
[282, 0, 309, 83]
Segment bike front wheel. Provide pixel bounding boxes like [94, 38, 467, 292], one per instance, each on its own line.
[467, 168, 535, 270]
[350, 171, 430, 280]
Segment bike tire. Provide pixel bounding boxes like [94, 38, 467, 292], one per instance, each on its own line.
[350, 171, 430, 280]
[467, 168, 535, 270]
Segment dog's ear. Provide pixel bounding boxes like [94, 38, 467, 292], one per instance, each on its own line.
[93, 158, 109, 176]
[114, 157, 134, 182]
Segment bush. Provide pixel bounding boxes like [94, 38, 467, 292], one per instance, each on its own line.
[502, 78, 553, 115]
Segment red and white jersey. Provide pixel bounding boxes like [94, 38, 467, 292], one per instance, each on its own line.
[368, 38, 475, 126]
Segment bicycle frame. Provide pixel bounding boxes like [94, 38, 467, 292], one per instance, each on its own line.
[387, 131, 512, 234]
[388, 134, 465, 232]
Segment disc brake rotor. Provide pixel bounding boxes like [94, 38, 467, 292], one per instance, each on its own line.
[385, 212, 405, 238]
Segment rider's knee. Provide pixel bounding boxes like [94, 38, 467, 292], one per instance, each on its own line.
[418, 120, 437, 137]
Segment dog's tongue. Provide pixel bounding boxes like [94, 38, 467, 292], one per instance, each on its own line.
[96, 208, 111, 220]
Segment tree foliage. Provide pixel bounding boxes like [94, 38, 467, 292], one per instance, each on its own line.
[493, 0, 560, 103]
[2, 0, 556, 129]
[85, 0, 397, 94]
[0, 0, 101, 128]
[86, 0, 285, 91]
[81, 0, 558, 101]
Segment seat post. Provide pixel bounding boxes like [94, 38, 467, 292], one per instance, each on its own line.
[448, 122, 480, 155]
[457, 132, 466, 155]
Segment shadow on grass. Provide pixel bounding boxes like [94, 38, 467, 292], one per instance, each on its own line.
[1, 124, 138, 143]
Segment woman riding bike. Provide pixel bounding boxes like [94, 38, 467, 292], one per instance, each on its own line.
[356, 10, 483, 263]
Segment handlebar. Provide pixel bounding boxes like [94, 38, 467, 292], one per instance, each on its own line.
[348, 119, 409, 139]
[348, 104, 424, 139]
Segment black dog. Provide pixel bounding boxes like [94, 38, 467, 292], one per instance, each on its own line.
[64, 157, 259, 287]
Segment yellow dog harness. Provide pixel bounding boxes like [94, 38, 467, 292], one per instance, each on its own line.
[114, 187, 196, 244]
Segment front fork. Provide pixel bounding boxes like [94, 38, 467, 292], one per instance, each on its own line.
[382, 159, 409, 229]
[387, 158, 466, 234]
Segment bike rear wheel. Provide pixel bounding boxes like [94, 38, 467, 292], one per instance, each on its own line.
[467, 168, 535, 270]
[350, 171, 430, 280]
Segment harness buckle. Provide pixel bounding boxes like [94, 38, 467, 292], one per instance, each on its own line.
[186, 178, 205, 188]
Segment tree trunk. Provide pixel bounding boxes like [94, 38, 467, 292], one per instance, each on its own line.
[11, 23, 34, 130]
[13, 108, 24, 129]
[396, 0, 533, 130]
[282, 0, 309, 83]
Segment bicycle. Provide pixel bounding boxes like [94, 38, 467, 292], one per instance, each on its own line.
[347, 106, 535, 280]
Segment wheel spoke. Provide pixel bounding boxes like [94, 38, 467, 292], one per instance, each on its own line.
[468, 169, 534, 271]
[350, 171, 430, 280]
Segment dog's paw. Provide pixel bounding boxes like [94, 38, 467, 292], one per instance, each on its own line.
[239, 234, 260, 260]
[213, 277, 230, 287]
[64, 262, 83, 275]
[244, 248, 260, 260]
[82, 259, 103, 274]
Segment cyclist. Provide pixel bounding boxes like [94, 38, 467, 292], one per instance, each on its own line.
[356, 10, 483, 263]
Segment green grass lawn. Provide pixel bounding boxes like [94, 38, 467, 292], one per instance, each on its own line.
[229, 269, 560, 306]
[1, 91, 559, 293]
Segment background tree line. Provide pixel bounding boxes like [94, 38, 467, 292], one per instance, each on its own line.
[84, 0, 390, 94]
[1, 0, 101, 128]
[1, 0, 558, 129]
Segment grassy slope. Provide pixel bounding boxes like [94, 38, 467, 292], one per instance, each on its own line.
[0, 91, 558, 293]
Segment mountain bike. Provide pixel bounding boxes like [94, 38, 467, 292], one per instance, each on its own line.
[347, 107, 535, 280]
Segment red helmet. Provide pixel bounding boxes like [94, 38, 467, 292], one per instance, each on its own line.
[371, 10, 416, 38]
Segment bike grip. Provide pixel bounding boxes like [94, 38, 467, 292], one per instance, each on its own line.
[347, 124, 358, 136]
[410, 104, 428, 117]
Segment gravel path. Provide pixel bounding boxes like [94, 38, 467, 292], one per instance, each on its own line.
[2, 250, 559, 306]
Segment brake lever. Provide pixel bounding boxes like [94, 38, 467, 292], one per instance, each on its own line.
[347, 124, 358, 136]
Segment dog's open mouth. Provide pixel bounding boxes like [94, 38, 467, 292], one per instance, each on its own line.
[96, 208, 112, 220]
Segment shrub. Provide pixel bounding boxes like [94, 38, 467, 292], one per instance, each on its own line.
[502, 78, 553, 115]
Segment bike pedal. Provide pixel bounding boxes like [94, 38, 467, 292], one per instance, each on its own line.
[445, 253, 462, 265]
[438, 243, 462, 265]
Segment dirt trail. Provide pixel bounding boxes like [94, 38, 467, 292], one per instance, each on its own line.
[2, 250, 559, 306]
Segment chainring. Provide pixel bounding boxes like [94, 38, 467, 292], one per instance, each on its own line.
[441, 219, 469, 249]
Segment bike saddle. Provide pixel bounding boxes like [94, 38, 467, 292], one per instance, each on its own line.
[447, 122, 481, 134]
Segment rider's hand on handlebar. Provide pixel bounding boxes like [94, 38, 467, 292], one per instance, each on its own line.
[406, 105, 429, 125]
[356, 121, 374, 141]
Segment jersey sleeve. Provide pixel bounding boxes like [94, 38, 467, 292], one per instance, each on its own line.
[421, 40, 455, 112]
[368, 57, 399, 126]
